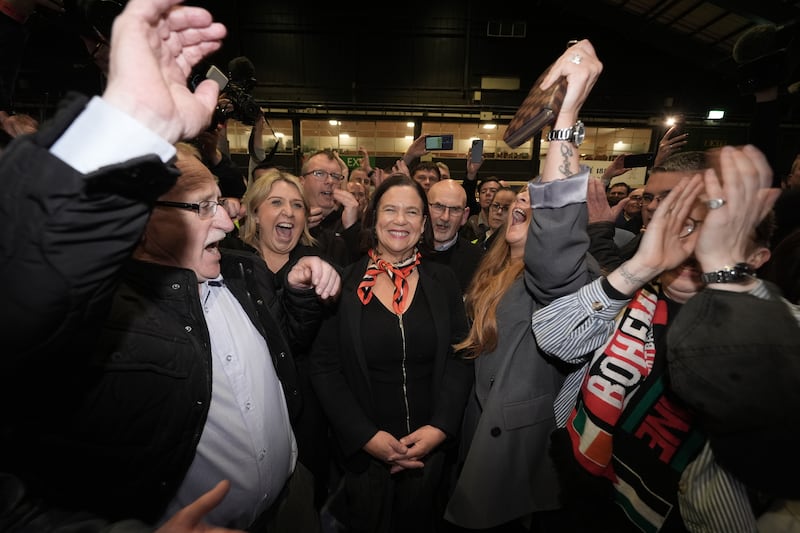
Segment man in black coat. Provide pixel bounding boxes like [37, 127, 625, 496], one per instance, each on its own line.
[1, 0, 340, 530]
[426, 179, 484, 293]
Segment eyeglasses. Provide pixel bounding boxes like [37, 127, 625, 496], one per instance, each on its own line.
[641, 191, 670, 205]
[490, 203, 511, 213]
[304, 169, 345, 182]
[679, 216, 703, 239]
[429, 202, 465, 216]
[154, 198, 236, 219]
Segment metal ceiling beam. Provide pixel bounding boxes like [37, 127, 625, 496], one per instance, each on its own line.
[706, 0, 800, 25]
[583, 1, 735, 76]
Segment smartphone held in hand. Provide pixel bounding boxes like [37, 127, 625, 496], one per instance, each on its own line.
[425, 134, 454, 150]
[623, 153, 655, 168]
[471, 139, 484, 162]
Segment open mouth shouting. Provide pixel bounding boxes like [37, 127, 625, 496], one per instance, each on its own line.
[319, 188, 335, 207]
[204, 240, 221, 257]
[511, 207, 528, 226]
[274, 221, 296, 243]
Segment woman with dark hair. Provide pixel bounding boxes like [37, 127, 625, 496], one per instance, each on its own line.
[310, 174, 473, 532]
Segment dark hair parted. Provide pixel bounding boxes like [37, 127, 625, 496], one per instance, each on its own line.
[410, 161, 442, 180]
[478, 177, 502, 193]
[359, 173, 435, 256]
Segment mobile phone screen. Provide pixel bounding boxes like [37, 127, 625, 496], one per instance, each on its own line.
[425, 136, 442, 150]
[425, 134, 454, 150]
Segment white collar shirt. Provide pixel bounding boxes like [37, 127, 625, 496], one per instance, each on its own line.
[159, 277, 297, 529]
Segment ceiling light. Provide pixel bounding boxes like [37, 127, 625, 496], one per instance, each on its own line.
[407, 122, 415, 127]
[707, 110, 724, 120]
[482, 123, 497, 130]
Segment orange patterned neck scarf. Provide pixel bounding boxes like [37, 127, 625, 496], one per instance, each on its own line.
[357, 248, 421, 314]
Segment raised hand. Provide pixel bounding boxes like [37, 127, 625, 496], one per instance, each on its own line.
[653, 124, 689, 167]
[392, 158, 410, 177]
[694, 145, 780, 273]
[466, 148, 483, 178]
[587, 177, 625, 224]
[602, 154, 631, 185]
[358, 146, 372, 174]
[102, 0, 227, 143]
[402, 135, 429, 164]
[608, 174, 704, 293]
[332, 188, 360, 229]
[539, 39, 603, 120]
[332, 150, 349, 181]
[538, 39, 602, 182]
[307, 206, 324, 229]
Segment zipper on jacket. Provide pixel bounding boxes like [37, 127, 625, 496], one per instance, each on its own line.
[398, 313, 411, 435]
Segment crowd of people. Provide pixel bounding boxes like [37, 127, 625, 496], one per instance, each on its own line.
[1, 1, 799, 532]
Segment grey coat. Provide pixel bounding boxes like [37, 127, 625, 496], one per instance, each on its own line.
[445, 169, 598, 529]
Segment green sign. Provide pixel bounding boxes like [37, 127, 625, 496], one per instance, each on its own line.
[343, 155, 376, 169]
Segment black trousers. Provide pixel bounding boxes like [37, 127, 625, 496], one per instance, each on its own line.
[339, 451, 446, 533]
[249, 461, 321, 533]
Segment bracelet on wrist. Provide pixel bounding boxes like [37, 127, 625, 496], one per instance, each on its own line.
[700, 262, 754, 284]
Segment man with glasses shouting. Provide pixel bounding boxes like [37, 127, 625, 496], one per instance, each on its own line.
[4, 142, 341, 531]
[427, 179, 485, 293]
[301, 149, 363, 265]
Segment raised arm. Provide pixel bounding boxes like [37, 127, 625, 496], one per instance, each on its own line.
[4, 0, 225, 357]
[103, 0, 226, 142]
[538, 39, 602, 182]
[525, 39, 602, 303]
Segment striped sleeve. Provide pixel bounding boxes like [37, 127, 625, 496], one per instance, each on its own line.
[678, 441, 757, 532]
[531, 277, 630, 426]
[531, 277, 629, 363]
[748, 279, 800, 325]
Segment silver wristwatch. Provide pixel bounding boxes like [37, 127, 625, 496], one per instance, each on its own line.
[546, 120, 585, 147]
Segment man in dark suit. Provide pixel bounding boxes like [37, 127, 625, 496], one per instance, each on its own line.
[426, 179, 485, 293]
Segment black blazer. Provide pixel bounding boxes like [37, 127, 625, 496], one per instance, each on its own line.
[309, 256, 473, 472]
